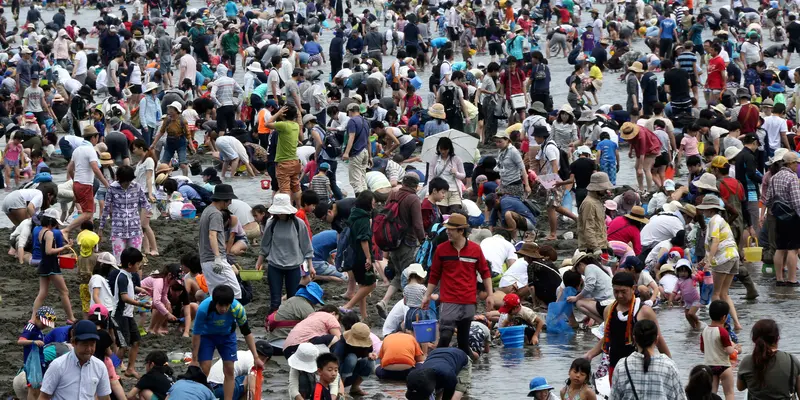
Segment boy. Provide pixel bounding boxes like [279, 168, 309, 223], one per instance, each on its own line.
[595, 131, 619, 185]
[76, 220, 99, 314]
[108, 247, 151, 378]
[497, 293, 544, 345]
[421, 177, 448, 232]
[652, 119, 672, 188]
[311, 353, 340, 400]
[468, 315, 491, 359]
[310, 162, 334, 202]
[701, 300, 741, 400]
[192, 285, 264, 400]
[296, 190, 318, 239]
[18, 306, 55, 400]
[30, 149, 47, 174]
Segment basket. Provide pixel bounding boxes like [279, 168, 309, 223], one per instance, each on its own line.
[743, 237, 763, 263]
[58, 247, 77, 269]
[498, 325, 526, 348]
[239, 269, 265, 281]
[411, 320, 437, 343]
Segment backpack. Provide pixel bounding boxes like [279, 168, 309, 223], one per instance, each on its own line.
[522, 199, 542, 221]
[334, 225, 356, 272]
[372, 195, 408, 251]
[440, 85, 462, 121]
[317, 126, 342, 158]
[415, 223, 446, 271]
[236, 274, 253, 305]
[543, 141, 571, 181]
[185, 183, 214, 204]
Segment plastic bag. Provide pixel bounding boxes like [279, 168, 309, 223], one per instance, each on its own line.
[24, 347, 43, 389]
[546, 286, 578, 334]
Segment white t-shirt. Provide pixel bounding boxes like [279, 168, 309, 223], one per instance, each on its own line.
[461, 199, 482, 218]
[208, 351, 253, 384]
[89, 274, 115, 311]
[228, 199, 255, 225]
[366, 171, 392, 191]
[63, 135, 86, 149]
[96, 69, 108, 90]
[134, 157, 155, 190]
[660, 273, 679, 294]
[479, 235, 518, 275]
[763, 115, 788, 150]
[740, 41, 761, 65]
[439, 61, 452, 85]
[74, 51, 88, 75]
[179, 54, 197, 83]
[71, 144, 99, 185]
[296, 145, 317, 167]
[382, 300, 409, 337]
[536, 141, 560, 175]
[499, 258, 529, 288]
[17, 189, 43, 210]
[640, 212, 684, 248]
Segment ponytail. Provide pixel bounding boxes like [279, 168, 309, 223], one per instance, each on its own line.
[751, 319, 780, 386]
[633, 320, 659, 373]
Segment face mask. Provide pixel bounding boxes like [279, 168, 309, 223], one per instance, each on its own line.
[704, 216, 711, 226]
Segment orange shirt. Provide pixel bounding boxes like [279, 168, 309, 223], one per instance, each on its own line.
[296, 209, 313, 239]
[378, 332, 423, 367]
[256, 108, 271, 135]
[196, 274, 209, 293]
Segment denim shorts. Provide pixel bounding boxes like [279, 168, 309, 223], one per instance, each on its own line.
[312, 260, 348, 281]
[161, 136, 187, 164]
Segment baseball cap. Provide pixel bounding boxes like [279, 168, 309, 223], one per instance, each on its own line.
[73, 320, 101, 341]
[346, 103, 360, 112]
[499, 293, 521, 313]
[710, 155, 729, 169]
[319, 162, 330, 170]
[255, 340, 273, 357]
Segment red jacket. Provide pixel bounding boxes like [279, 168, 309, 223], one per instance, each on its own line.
[428, 240, 491, 305]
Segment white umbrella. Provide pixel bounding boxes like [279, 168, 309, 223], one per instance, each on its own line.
[420, 129, 479, 166]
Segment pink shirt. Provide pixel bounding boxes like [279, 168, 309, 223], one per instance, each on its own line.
[609, 240, 636, 260]
[5, 143, 22, 161]
[140, 276, 171, 315]
[283, 311, 341, 349]
[675, 277, 700, 305]
[606, 216, 643, 254]
[681, 135, 700, 156]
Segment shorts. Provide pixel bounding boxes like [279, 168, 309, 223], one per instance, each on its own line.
[113, 315, 141, 348]
[455, 358, 472, 393]
[200, 260, 242, 299]
[216, 139, 248, 163]
[1, 190, 28, 213]
[712, 258, 740, 275]
[129, 84, 142, 94]
[596, 299, 614, 316]
[654, 152, 669, 168]
[509, 211, 535, 231]
[161, 136, 188, 164]
[73, 182, 95, 214]
[776, 214, 800, 250]
[689, 73, 698, 88]
[5, 157, 19, 167]
[160, 59, 172, 75]
[684, 300, 702, 310]
[475, 28, 486, 37]
[399, 140, 416, 160]
[95, 188, 107, 201]
[212, 375, 246, 400]
[546, 187, 564, 207]
[693, 43, 705, 57]
[709, 365, 729, 376]
[277, 159, 302, 194]
[435, 190, 462, 208]
[198, 332, 238, 362]
[488, 42, 503, 56]
[104, 357, 120, 381]
[440, 303, 476, 326]
[789, 40, 800, 54]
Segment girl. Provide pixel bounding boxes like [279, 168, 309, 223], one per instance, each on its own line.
[672, 259, 702, 329]
[99, 165, 152, 262]
[560, 358, 597, 400]
[341, 191, 377, 317]
[221, 209, 249, 256]
[31, 209, 76, 324]
[167, 275, 197, 338]
[89, 252, 118, 311]
[96, 152, 116, 218]
[251, 204, 269, 231]
[4, 133, 22, 190]
[127, 351, 175, 400]
[685, 365, 722, 400]
[423, 103, 450, 137]
[132, 139, 159, 256]
[400, 85, 423, 119]
[140, 264, 181, 335]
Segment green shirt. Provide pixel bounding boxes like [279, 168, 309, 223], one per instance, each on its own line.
[221, 32, 239, 55]
[274, 120, 300, 162]
[563, 0, 574, 13]
[252, 83, 268, 100]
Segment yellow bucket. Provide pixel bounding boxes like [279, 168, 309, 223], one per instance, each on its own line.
[743, 237, 763, 263]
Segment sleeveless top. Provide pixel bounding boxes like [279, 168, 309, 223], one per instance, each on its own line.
[608, 298, 642, 367]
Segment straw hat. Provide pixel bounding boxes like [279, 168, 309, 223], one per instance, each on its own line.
[155, 163, 173, 175]
[712, 103, 727, 115]
[343, 323, 373, 347]
[428, 103, 446, 119]
[659, 263, 675, 274]
[143, 81, 159, 94]
[155, 173, 169, 185]
[623, 205, 649, 224]
[619, 122, 641, 140]
[586, 172, 613, 191]
[287, 343, 322, 373]
[100, 152, 114, 166]
[444, 213, 469, 229]
[693, 173, 719, 192]
[516, 242, 543, 259]
[681, 204, 697, 219]
[697, 194, 725, 210]
[628, 61, 644, 73]
[268, 193, 297, 215]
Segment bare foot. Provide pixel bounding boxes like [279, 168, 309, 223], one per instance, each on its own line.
[182, 333, 190, 338]
[124, 370, 140, 379]
[350, 388, 367, 397]
[544, 235, 558, 241]
[150, 252, 160, 256]
[8, 248, 16, 256]
[158, 329, 169, 335]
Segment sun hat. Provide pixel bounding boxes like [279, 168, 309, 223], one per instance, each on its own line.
[528, 377, 554, 396]
[287, 343, 321, 373]
[516, 242, 543, 259]
[499, 293, 521, 313]
[530, 101, 547, 114]
[42, 207, 65, 226]
[768, 83, 785, 93]
[578, 113, 597, 122]
[736, 87, 752, 99]
[697, 194, 725, 210]
[37, 306, 56, 328]
[96, 252, 118, 268]
[620, 122, 640, 140]
[724, 147, 741, 162]
[784, 151, 800, 164]
[624, 205, 649, 224]
[767, 148, 789, 165]
[295, 282, 325, 305]
[268, 193, 297, 214]
[586, 172, 614, 191]
[662, 200, 681, 213]
[682, 204, 697, 219]
[762, 98, 775, 107]
[403, 263, 428, 280]
[494, 130, 510, 140]
[155, 163, 173, 175]
[155, 173, 170, 186]
[604, 199, 618, 211]
[52, 94, 65, 103]
[406, 369, 437, 400]
[100, 152, 114, 166]
[628, 61, 644, 73]
[343, 323, 373, 347]
[444, 213, 469, 229]
[532, 125, 550, 138]
[694, 173, 719, 192]
[557, 103, 574, 117]
[89, 303, 109, 320]
[577, 145, 592, 156]
[370, 99, 380, 106]
[167, 101, 183, 113]
[211, 184, 238, 201]
[675, 258, 692, 273]
[428, 103, 446, 119]
[659, 263, 675, 274]
[710, 155, 729, 169]
[712, 103, 727, 115]
[663, 179, 676, 192]
[142, 81, 159, 94]
[302, 114, 317, 124]
[73, 320, 100, 341]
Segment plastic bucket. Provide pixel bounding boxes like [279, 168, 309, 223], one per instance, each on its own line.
[260, 178, 272, 190]
[411, 320, 437, 343]
[743, 237, 763, 263]
[499, 325, 526, 348]
[240, 269, 264, 281]
[181, 209, 197, 219]
[58, 247, 77, 269]
[762, 263, 775, 276]
[190, 161, 202, 176]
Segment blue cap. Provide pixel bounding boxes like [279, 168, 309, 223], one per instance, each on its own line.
[621, 255, 643, 271]
[587, 56, 597, 64]
[265, 99, 278, 108]
[779, 65, 791, 71]
[73, 320, 100, 341]
[295, 282, 325, 305]
[319, 162, 330, 170]
[528, 377, 553, 395]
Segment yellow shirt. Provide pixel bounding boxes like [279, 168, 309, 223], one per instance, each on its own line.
[76, 230, 99, 258]
[589, 65, 603, 80]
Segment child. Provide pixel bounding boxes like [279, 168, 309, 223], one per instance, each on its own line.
[468, 315, 492, 359]
[96, 152, 115, 214]
[658, 261, 679, 301]
[595, 131, 619, 185]
[251, 204, 269, 231]
[296, 190, 319, 240]
[701, 300, 741, 400]
[421, 177, 448, 232]
[92, 108, 106, 137]
[652, 119, 671, 188]
[527, 376, 558, 400]
[127, 351, 175, 400]
[310, 163, 334, 202]
[30, 149, 47, 174]
[403, 264, 436, 333]
[18, 306, 55, 400]
[180, 253, 208, 303]
[313, 353, 343, 400]
[89, 252, 119, 312]
[76, 220, 100, 314]
[140, 264, 181, 336]
[560, 358, 597, 400]
[672, 259, 702, 329]
[680, 123, 701, 161]
[182, 101, 199, 148]
[4, 133, 22, 190]
[109, 247, 151, 378]
[498, 293, 545, 345]
[89, 304, 127, 400]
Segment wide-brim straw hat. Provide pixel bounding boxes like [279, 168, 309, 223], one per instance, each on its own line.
[620, 122, 640, 140]
[428, 103, 446, 119]
[343, 323, 373, 347]
[100, 152, 114, 166]
[155, 163, 173, 175]
[624, 205, 649, 224]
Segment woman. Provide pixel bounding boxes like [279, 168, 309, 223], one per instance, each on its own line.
[266, 283, 326, 349]
[494, 129, 530, 199]
[31, 208, 76, 324]
[256, 193, 315, 313]
[552, 104, 580, 157]
[566, 253, 614, 324]
[619, 122, 661, 193]
[626, 61, 644, 116]
[1, 182, 57, 226]
[697, 194, 742, 331]
[764, 151, 800, 287]
[282, 305, 342, 359]
[567, 64, 586, 112]
[500, 56, 527, 124]
[429, 137, 465, 213]
[341, 191, 377, 317]
[479, 62, 501, 145]
[150, 101, 190, 177]
[423, 103, 449, 137]
[132, 139, 159, 256]
[610, 320, 685, 400]
[737, 319, 800, 399]
[99, 165, 152, 261]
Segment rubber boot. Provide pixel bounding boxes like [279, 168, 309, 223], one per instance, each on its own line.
[739, 267, 759, 300]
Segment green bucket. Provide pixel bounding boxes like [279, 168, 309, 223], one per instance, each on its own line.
[762, 263, 775, 276]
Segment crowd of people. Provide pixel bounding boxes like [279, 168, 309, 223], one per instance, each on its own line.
[6, 0, 800, 397]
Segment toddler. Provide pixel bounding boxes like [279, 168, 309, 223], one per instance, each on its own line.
[672, 259, 702, 329]
[701, 300, 741, 400]
[76, 220, 100, 313]
[4, 133, 23, 190]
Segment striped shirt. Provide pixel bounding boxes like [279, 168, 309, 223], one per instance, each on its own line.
[676, 51, 698, 74]
[210, 76, 243, 107]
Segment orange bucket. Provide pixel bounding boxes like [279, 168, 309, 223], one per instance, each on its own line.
[665, 165, 675, 180]
[58, 247, 77, 270]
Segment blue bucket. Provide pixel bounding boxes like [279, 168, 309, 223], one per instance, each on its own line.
[499, 325, 526, 348]
[181, 209, 197, 219]
[411, 320, 438, 343]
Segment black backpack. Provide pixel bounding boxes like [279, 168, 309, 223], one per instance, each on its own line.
[544, 141, 571, 181]
[440, 85, 462, 121]
[318, 126, 342, 158]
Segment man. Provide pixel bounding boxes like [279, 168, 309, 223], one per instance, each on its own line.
[376, 174, 426, 318]
[437, 70, 471, 130]
[38, 320, 111, 400]
[735, 133, 761, 236]
[210, 65, 243, 134]
[764, 152, 800, 286]
[639, 201, 693, 248]
[591, 9, 603, 42]
[785, 13, 800, 66]
[762, 101, 790, 156]
[198, 184, 242, 299]
[221, 26, 240, 73]
[99, 26, 120, 66]
[106, 51, 123, 98]
[342, 103, 371, 195]
[590, 39, 609, 71]
[285, 68, 303, 109]
[706, 43, 727, 105]
[740, 31, 763, 66]
[22, 73, 55, 133]
[72, 41, 88, 84]
[676, 41, 700, 100]
[640, 63, 659, 117]
[484, 192, 536, 239]
[63, 126, 110, 235]
[365, 22, 385, 65]
[578, 172, 612, 252]
[736, 88, 760, 135]
[16, 47, 33, 96]
[178, 45, 196, 91]
[422, 213, 493, 358]
[658, 13, 678, 60]
[156, 27, 172, 88]
[265, 105, 303, 207]
[583, 272, 671, 382]
[405, 348, 471, 400]
[532, 125, 577, 241]
[662, 59, 692, 112]
[192, 285, 264, 400]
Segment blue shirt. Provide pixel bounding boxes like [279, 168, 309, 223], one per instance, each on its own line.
[303, 41, 323, 56]
[32, 227, 64, 261]
[596, 139, 618, 166]
[193, 297, 248, 336]
[431, 37, 449, 48]
[490, 196, 534, 227]
[346, 116, 369, 156]
[20, 321, 44, 366]
[178, 184, 203, 202]
[312, 230, 338, 261]
[44, 326, 71, 344]
[195, 71, 205, 87]
[659, 18, 676, 39]
[225, 1, 238, 17]
[167, 380, 216, 400]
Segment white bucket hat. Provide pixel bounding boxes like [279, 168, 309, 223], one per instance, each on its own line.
[288, 343, 321, 373]
[247, 62, 263, 73]
[167, 101, 183, 113]
[402, 263, 427, 280]
[42, 207, 65, 226]
[268, 193, 297, 215]
[143, 81, 159, 94]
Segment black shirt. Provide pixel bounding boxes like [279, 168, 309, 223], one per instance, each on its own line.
[93, 330, 114, 360]
[528, 260, 562, 305]
[403, 23, 420, 45]
[332, 197, 357, 233]
[570, 157, 596, 189]
[135, 367, 174, 400]
[727, 62, 741, 85]
[663, 68, 691, 100]
[590, 46, 608, 71]
[641, 71, 659, 102]
[788, 21, 800, 42]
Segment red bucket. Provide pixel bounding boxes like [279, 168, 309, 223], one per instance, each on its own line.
[260, 178, 272, 190]
[58, 248, 77, 270]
